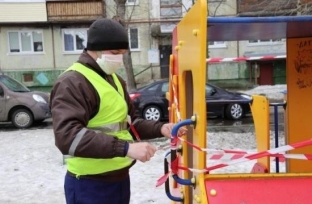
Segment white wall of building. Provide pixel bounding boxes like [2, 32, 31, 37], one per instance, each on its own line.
[0, 26, 53, 70]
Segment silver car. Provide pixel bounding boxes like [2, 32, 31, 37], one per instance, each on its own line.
[0, 74, 51, 128]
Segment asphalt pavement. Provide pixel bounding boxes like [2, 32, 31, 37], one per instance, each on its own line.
[0, 106, 285, 133]
[208, 106, 285, 133]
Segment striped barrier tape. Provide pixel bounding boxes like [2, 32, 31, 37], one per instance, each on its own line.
[206, 55, 286, 63]
[170, 74, 181, 122]
[168, 135, 312, 163]
[166, 138, 312, 174]
[164, 151, 312, 165]
[156, 151, 312, 187]
[207, 153, 312, 162]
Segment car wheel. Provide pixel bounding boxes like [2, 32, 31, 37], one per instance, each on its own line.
[11, 109, 34, 128]
[225, 103, 244, 120]
[143, 105, 162, 121]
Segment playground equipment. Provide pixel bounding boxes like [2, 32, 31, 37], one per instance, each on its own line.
[159, 0, 312, 203]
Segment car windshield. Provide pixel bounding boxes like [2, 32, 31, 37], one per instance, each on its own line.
[0, 75, 30, 92]
[137, 80, 165, 91]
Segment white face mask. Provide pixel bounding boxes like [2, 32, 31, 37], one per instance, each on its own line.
[96, 54, 123, 75]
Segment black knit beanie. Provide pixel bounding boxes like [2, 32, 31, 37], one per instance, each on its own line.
[87, 18, 129, 51]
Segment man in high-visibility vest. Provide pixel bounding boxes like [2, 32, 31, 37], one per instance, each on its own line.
[50, 18, 186, 204]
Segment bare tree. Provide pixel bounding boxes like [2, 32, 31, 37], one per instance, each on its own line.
[113, 0, 137, 91]
[110, 0, 235, 90]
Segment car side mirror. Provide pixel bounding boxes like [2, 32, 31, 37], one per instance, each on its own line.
[211, 89, 216, 95]
[207, 89, 216, 96]
[0, 88, 4, 97]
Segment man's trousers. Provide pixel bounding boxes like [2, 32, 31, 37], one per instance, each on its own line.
[64, 172, 131, 204]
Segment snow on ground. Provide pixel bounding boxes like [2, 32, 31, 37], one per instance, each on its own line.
[0, 85, 288, 204]
[0, 129, 286, 204]
[239, 84, 287, 101]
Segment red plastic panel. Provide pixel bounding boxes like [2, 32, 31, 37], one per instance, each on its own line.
[205, 177, 312, 204]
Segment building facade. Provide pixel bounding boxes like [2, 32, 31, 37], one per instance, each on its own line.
[207, 0, 311, 88]
[1, 0, 310, 91]
[0, 0, 104, 91]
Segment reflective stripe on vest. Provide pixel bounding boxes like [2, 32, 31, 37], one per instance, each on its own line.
[64, 63, 134, 175]
[89, 121, 128, 133]
[68, 121, 128, 156]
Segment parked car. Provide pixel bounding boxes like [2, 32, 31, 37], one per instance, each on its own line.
[0, 73, 51, 128]
[129, 79, 252, 121]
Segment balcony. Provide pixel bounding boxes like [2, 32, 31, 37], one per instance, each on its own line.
[0, 0, 47, 23]
[46, 0, 105, 23]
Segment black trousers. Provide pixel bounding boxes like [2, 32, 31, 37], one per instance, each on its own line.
[64, 172, 131, 204]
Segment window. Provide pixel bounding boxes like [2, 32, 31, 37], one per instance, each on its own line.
[129, 28, 139, 51]
[8, 30, 44, 53]
[161, 0, 180, 4]
[208, 0, 226, 2]
[248, 39, 283, 46]
[23, 73, 33, 83]
[147, 84, 159, 91]
[62, 29, 88, 53]
[208, 41, 226, 48]
[161, 82, 169, 93]
[0, 75, 29, 92]
[126, 0, 138, 5]
[205, 85, 216, 96]
[160, 0, 182, 18]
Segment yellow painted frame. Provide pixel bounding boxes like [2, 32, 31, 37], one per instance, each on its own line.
[170, 0, 208, 203]
[250, 95, 270, 170]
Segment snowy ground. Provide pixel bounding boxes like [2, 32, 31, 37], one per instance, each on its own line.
[0, 85, 288, 204]
[238, 84, 286, 101]
[0, 129, 286, 204]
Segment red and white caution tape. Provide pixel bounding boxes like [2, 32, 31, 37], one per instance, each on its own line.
[169, 73, 181, 122]
[208, 153, 251, 161]
[206, 149, 253, 154]
[174, 139, 312, 173]
[176, 137, 255, 154]
[169, 137, 312, 162]
[207, 153, 312, 162]
[206, 55, 286, 63]
[156, 140, 312, 187]
[270, 153, 312, 161]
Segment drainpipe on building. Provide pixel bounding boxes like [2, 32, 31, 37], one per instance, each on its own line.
[249, 63, 252, 84]
[51, 24, 57, 77]
[254, 62, 259, 86]
[147, 0, 153, 79]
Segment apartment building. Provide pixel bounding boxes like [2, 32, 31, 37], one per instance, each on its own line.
[0, 0, 104, 91]
[0, 0, 306, 90]
[0, 0, 185, 89]
[105, 0, 190, 84]
[207, 0, 312, 87]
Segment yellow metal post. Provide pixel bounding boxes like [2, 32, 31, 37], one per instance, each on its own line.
[175, 0, 207, 203]
[286, 37, 312, 172]
[250, 95, 270, 170]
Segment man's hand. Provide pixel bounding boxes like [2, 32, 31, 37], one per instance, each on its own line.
[161, 123, 188, 138]
[126, 142, 157, 162]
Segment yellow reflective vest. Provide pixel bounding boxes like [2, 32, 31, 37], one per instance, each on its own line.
[65, 62, 134, 175]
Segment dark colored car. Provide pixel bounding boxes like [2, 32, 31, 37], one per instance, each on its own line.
[129, 79, 252, 121]
[0, 73, 51, 128]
